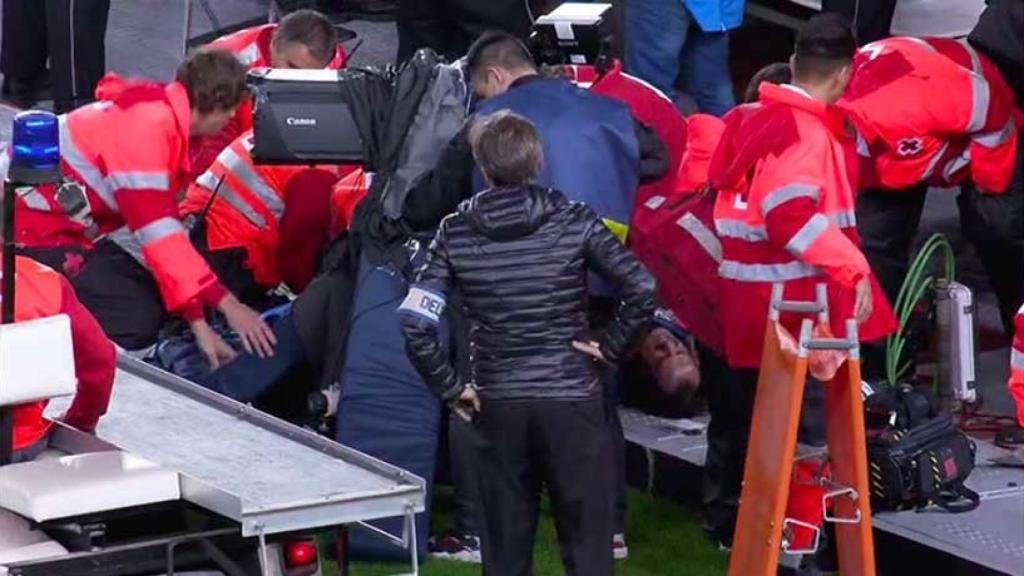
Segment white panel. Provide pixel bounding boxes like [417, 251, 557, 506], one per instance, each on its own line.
[0, 315, 76, 406]
[0, 452, 180, 522]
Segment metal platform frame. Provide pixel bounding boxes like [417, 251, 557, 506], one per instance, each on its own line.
[620, 406, 1024, 575]
[17, 354, 427, 575]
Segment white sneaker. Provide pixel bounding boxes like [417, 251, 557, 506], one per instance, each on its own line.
[613, 533, 629, 560]
[428, 532, 482, 564]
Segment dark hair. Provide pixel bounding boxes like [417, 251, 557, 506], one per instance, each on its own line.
[468, 110, 544, 186]
[745, 62, 793, 103]
[175, 48, 248, 114]
[793, 13, 857, 83]
[274, 9, 338, 67]
[465, 31, 536, 83]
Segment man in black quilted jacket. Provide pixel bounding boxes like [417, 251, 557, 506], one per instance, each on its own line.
[398, 110, 656, 576]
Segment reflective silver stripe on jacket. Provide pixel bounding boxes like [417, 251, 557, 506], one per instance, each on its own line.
[236, 43, 261, 67]
[1012, 348, 1024, 371]
[958, 40, 991, 134]
[922, 141, 951, 180]
[16, 187, 53, 211]
[943, 149, 972, 181]
[716, 209, 854, 242]
[828, 210, 857, 229]
[218, 147, 285, 220]
[973, 118, 1016, 148]
[719, 260, 821, 282]
[785, 213, 829, 256]
[105, 171, 170, 192]
[107, 226, 144, 264]
[677, 213, 723, 263]
[136, 216, 184, 245]
[58, 114, 118, 211]
[715, 218, 767, 241]
[761, 184, 820, 215]
[196, 171, 269, 229]
[107, 217, 185, 268]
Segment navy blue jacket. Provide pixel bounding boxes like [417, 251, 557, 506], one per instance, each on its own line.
[402, 75, 667, 233]
[474, 76, 640, 230]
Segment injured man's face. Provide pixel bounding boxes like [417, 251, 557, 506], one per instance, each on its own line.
[641, 328, 700, 396]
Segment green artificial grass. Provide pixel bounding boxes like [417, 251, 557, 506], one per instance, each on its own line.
[332, 488, 727, 576]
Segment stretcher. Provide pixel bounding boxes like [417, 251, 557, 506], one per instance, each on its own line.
[0, 344, 426, 576]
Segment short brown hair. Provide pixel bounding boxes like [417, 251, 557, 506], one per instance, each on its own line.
[468, 111, 544, 186]
[175, 48, 248, 114]
[274, 9, 338, 67]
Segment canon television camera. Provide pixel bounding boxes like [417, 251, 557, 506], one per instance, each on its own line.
[248, 68, 365, 166]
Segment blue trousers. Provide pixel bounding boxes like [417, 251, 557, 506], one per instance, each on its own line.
[196, 313, 307, 403]
[625, 0, 736, 116]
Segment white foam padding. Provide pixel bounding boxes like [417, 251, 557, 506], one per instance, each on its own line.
[0, 509, 67, 566]
[0, 452, 180, 522]
[0, 315, 77, 406]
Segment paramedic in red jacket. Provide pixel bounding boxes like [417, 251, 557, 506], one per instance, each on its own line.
[192, 9, 345, 177]
[4, 254, 115, 463]
[840, 35, 1024, 332]
[13, 49, 274, 365]
[707, 14, 897, 546]
[1001, 307, 1024, 447]
[182, 130, 345, 307]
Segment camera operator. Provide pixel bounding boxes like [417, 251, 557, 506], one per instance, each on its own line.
[403, 31, 666, 238]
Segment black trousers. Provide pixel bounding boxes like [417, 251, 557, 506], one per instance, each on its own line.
[396, 0, 534, 62]
[1, 0, 110, 112]
[71, 240, 167, 351]
[474, 396, 614, 576]
[821, 0, 897, 44]
[702, 347, 827, 545]
[446, 410, 481, 536]
[856, 180, 1024, 336]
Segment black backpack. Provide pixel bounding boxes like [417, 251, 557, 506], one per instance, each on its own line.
[864, 385, 979, 513]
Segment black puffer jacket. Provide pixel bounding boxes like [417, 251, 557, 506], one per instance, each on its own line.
[398, 185, 657, 401]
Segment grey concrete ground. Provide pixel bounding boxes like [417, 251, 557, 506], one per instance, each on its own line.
[0, 1, 1015, 417]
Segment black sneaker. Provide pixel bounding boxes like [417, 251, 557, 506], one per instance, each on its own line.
[428, 532, 481, 563]
[996, 425, 1024, 449]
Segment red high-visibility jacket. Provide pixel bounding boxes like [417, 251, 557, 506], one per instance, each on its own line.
[1010, 305, 1024, 427]
[631, 114, 726, 352]
[840, 37, 1021, 193]
[4, 255, 115, 451]
[13, 74, 228, 320]
[710, 83, 897, 369]
[565, 61, 688, 215]
[192, 24, 348, 177]
[329, 168, 371, 239]
[181, 131, 345, 292]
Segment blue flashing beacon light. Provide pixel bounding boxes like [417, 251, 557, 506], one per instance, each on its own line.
[9, 110, 61, 185]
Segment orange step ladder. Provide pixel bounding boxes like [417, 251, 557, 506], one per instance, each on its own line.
[728, 284, 876, 576]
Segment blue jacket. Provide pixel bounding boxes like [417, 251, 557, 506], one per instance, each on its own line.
[474, 76, 640, 230]
[685, 0, 745, 32]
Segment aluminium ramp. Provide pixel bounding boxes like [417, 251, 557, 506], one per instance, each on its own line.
[48, 354, 425, 539]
